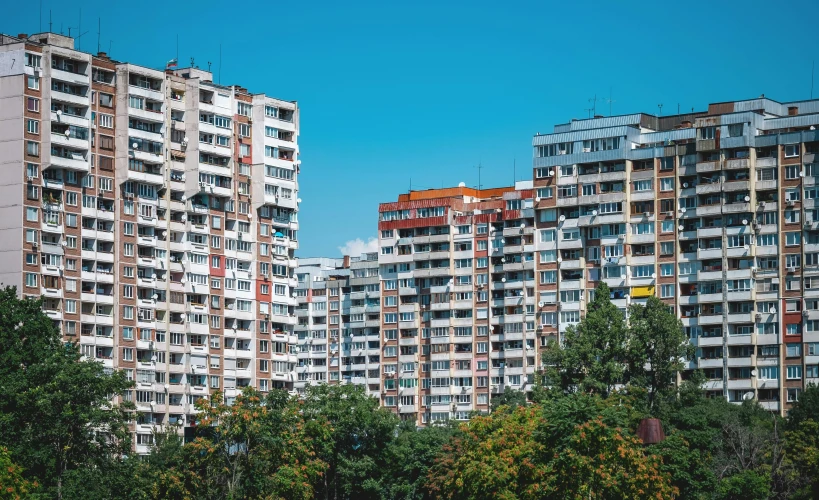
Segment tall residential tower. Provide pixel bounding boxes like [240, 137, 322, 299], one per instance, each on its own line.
[0, 32, 301, 451]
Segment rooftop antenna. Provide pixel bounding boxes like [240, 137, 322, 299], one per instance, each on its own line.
[657, 103, 664, 117]
[219, 43, 222, 84]
[49, 10, 52, 33]
[39, 0, 42, 32]
[190, 57, 195, 68]
[176, 34, 179, 68]
[588, 94, 598, 116]
[584, 106, 594, 119]
[207, 61, 212, 73]
[474, 163, 484, 190]
[812, 60, 815, 99]
[605, 87, 615, 116]
[97, 17, 100, 54]
[513, 158, 516, 184]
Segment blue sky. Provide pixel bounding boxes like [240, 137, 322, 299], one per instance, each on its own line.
[5, 0, 819, 256]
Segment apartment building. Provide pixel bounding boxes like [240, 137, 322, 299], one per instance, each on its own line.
[0, 32, 301, 452]
[378, 185, 539, 424]
[532, 97, 819, 414]
[293, 253, 381, 397]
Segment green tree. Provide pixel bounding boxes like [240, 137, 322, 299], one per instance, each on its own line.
[0, 287, 133, 498]
[301, 384, 398, 500]
[0, 447, 38, 499]
[185, 388, 327, 499]
[426, 404, 677, 499]
[381, 420, 458, 500]
[626, 296, 695, 411]
[490, 387, 528, 411]
[541, 282, 628, 396]
[425, 406, 550, 500]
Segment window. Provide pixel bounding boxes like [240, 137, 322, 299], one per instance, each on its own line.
[700, 127, 715, 140]
[660, 284, 674, 298]
[26, 141, 39, 157]
[26, 97, 39, 112]
[26, 119, 39, 135]
[787, 365, 803, 380]
[785, 144, 800, 158]
[660, 178, 674, 191]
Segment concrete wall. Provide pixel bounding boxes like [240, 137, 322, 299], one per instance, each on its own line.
[0, 43, 26, 292]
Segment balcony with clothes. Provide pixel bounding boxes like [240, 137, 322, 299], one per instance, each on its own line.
[50, 145, 89, 172]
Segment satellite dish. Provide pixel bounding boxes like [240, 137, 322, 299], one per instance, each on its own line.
[678, 225, 684, 231]
[742, 219, 748, 225]
[621, 274, 627, 280]
[61, 241, 67, 247]
[744, 195, 750, 202]
[651, 273, 656, 279]
[520, 223, 525, 229]
[770, 307, 777, 314]
[64, 129, 71, 137]
[132, 142, 139, 149]
[743, 391, 754, 401]
[680, 207, 686, 213]
[181, 195, 186, 202]
[592, 210, 598, 216]
[296, 198, 302, 203]
[751, 369, 758, 377]
[559, 215, 566, 222]
[501, 278, 507, 283]
[458, 182, 466, 187]
[56, 109, 62, 116]
[501, 257, 506, 263]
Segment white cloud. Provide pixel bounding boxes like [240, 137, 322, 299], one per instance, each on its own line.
[338, 237, 378, 257]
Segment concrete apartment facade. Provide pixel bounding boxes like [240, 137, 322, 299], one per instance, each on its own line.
[531, 97, 819, 414]
[293, 253, 381, 397]
[0, 32, 301, 451]
[378, 96, 819, 421]
[378, 185, 539, 424]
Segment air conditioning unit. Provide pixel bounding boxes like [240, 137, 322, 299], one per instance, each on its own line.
[666, 211, 674, 217]
[31, 242, 38, 250]
[805, 221, 813, 229]
[617, 234, 625, 240]
[787, 267, 797, 273]
[755, 313, 762, 321]
[26, 175, 35, 181]
[582, 147, 591, 153]
[199, 182, 206, 189]
[803, 310, 810, 317]
[644, 212, 651, 218]
[786, 200, 795, 207]
[125, 193, 134, 199]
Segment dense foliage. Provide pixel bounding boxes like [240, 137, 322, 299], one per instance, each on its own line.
[2, 284, 819, 499]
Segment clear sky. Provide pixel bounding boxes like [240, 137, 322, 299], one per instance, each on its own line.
[4, 0, 819, 257]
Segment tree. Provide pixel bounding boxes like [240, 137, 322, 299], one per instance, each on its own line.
[381, 420, 458, 500]
[541, 282, 628, 396]
[626, 296, 695, 411]
[0, 447, 38, 499]
[425, 406, 550, 500]
[185, 388, 327, 499]
[0, 287, 133, 498]
[786, 383, 819, 431]
[426, 404, 677, 499]
[490, 387, 528, 411]
[300, 384, 398, 500]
